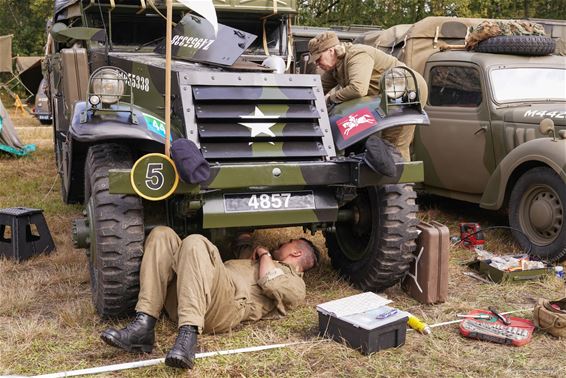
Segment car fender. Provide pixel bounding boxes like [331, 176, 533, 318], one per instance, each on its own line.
[480, 138, 566, 210]
[329, 96, 429, 150]
[69, 101, 169, 144]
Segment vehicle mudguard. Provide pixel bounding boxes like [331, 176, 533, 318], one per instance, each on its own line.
[69, 101, 169, 144]
[329, 96, 429, 150]
[480, 138, 566, 210]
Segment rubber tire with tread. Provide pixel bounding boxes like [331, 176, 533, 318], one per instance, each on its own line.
[85, 143, 145, 318]
[509, 166, 566, 262]
[475, 35, 555, 56]
[325, 184, 419, 291]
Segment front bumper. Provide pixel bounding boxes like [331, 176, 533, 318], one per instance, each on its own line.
[109, 160, 423, 194]
[109, 159, 423, 228]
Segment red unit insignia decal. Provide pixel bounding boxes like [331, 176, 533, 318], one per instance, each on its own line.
[336, 108, 377, 140]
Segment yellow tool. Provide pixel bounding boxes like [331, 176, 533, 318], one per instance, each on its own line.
[407, 314, 431, 335]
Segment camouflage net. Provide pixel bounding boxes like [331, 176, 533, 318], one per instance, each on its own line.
[465, 20, 546, 50]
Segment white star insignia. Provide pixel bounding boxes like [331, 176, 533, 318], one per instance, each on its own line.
[239, 107, 277, 145]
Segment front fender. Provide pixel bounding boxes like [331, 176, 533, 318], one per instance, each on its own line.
[329, 96, 429, 150]
[480, 138, 566, 210]
[69, 101, 169, 144]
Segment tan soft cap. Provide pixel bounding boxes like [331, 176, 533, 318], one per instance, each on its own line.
[308, 31, 340, 63]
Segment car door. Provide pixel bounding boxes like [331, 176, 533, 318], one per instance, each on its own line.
[413, 62, 494, 200]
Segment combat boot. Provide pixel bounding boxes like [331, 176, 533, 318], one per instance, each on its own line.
[165, 325, 198, 369]
[100, 312, 156, 353]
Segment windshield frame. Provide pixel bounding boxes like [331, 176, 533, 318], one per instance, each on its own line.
[488, 65, 566, 105]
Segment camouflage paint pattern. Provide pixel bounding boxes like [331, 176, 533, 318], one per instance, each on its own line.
[52, 0, 428, 232]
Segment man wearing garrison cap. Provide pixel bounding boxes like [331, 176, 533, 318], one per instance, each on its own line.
[308, 31, 428, 161]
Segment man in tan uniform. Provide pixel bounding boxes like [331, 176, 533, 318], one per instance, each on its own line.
[100, 226, 319, 369]
[308, 31, 428, 161]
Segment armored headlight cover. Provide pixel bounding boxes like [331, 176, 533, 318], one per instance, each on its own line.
[90, 67, 125, 105]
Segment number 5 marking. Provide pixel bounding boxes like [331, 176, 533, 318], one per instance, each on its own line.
[146, 163, 164, 191]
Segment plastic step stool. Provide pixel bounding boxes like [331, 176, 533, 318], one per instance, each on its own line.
[0, 207, 55, 261]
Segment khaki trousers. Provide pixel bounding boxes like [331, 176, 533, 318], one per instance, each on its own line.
[135, 226, 245, 333]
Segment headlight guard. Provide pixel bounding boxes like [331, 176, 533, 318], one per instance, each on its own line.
[379, 66, 423, 115]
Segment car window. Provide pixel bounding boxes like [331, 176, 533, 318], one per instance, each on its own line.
[429, 66, 482, 107]
[490, 67, 566, 103]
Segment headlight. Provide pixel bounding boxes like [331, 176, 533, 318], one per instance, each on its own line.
[91, 68, 124, 105]
[384, 67, 408, 99]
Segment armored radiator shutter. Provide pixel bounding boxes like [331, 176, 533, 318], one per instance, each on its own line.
[192, 86, 328, 161]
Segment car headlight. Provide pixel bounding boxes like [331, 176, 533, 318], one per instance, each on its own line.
[91, 68, 124, 105]
[384, 67, 409, 100]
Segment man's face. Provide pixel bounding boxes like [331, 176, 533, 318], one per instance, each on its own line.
[272, 239, 304, 261]
[315, 48, 337, 71]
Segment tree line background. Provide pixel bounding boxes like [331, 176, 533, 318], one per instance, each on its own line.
[0, 0, 565, 56]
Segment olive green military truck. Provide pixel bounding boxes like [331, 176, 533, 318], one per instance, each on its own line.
[363, 17, 566, 261]
[45, 0, 428, 318]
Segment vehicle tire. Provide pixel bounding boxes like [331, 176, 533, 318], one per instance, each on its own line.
[325, 184, 419, 291]
[84, 143, 145, 318]
[475, 35, 555, 56]
[509, 167, 566, 261]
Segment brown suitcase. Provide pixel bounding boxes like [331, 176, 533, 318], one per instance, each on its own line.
[403, 221, 449, 304]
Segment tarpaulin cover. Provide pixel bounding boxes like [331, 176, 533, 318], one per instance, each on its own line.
[0, 35, 13, 73]
[0, 98, 36, 156]
[15, 57, 44, 96]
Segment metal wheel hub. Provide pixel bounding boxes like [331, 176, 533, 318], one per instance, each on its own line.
[336, 192, 372, 261]
[522, 186, 563, 243]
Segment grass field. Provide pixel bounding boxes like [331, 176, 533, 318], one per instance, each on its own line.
[1, 110, 565, 377]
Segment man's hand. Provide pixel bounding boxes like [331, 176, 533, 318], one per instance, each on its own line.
[251, 246, 270, 261]
[252, 246, 277, 279]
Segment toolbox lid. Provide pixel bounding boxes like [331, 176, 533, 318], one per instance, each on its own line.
[316, 292, 391, 318]
[340, 306, 409, 330]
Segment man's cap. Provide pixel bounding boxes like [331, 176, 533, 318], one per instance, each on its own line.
[308, 31, 340, 63]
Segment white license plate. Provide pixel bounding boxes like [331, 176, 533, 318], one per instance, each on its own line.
[223, 191, 315, 212]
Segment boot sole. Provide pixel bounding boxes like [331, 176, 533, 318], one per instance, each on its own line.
[100, 331, 153, 353]
[165, 352, 194, 369]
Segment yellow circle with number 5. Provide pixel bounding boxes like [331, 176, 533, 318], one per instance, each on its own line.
[130, 153, 179, 201]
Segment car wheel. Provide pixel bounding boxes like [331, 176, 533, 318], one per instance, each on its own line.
[84, 143, 145, 318]
[509, 166, 566, 261]
[325, 184, 419, 291]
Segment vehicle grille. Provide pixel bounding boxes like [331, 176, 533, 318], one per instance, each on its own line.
[193, 86, 327, 161]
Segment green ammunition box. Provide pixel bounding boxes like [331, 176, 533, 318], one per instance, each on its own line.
[470, 260, 553, 283]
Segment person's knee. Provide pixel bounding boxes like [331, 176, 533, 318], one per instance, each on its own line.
[181, 234, 210, 254]
[180, 234, 220, 262]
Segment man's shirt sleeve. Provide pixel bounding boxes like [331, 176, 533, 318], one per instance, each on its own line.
[256, 266, 306, 316]
[330, 51, 374, 103]
[321, 71, 338, 94]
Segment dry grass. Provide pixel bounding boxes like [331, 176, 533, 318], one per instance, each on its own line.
[1, 110, 565, 377]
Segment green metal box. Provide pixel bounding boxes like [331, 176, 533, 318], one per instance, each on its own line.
[472, 260, 552, 283]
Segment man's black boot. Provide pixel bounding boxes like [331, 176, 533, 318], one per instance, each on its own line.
[100, 312, 156, 353]
[165, 325, 198, 369]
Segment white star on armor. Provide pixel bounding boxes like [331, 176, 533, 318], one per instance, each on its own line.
[238, 107, 278, 138]
[239, 107, 277, 145]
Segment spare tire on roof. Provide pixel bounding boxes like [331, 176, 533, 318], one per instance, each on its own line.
[474, 35, 555, 56]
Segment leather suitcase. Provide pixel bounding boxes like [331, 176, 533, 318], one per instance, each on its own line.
[403, 221, 449, 304]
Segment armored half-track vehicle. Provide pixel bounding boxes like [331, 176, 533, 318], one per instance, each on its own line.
[46, 0, 428, 318]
